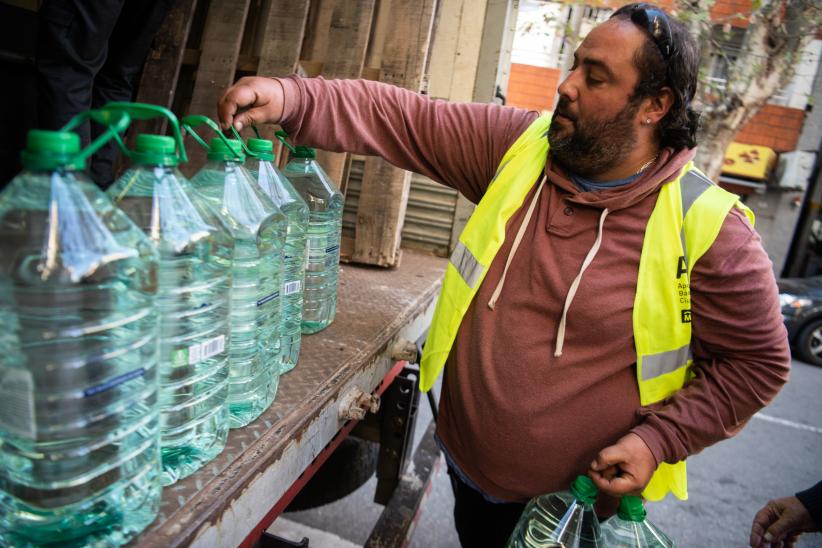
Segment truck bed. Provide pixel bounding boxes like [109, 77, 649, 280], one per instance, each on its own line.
[134, 249, 446, 547]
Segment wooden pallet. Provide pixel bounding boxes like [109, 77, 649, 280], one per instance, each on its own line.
[132, 0, 439, 267]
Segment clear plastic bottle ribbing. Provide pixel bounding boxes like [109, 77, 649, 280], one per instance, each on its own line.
[507, 476, 602, 548]
[281, 150, 343, 334]
[244, 139, 308, 375]
[107, 134, 233, 485]
[189, 138, 287, 427]
[599, 496, 675, 548]
[0, 130, 161, 547]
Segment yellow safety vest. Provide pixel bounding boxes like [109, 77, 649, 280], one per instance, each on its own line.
[419, 113, 754, 501]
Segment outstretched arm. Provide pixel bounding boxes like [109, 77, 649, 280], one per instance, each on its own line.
[218, 76, 537, 202]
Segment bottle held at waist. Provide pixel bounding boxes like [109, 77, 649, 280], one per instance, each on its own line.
[507, 475, 602, 548]
[599, 496, 674, 547]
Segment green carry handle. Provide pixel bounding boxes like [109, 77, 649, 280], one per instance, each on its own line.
[101, 101, 188, 163]
[181, 115, 244, 161]
[60, 108, 132, 164]
[229, 126, 259, 158]
[274, 130, 298, 155]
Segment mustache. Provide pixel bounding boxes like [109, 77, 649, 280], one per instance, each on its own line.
[553, 98, 576, 121]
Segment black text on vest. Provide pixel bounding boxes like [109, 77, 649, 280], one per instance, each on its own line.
[681, 309, 692, 323]
[677, 256, 688, 279]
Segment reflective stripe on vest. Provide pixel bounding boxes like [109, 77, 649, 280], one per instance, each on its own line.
[419, 114, 755, 502]
[420, 114, 552, 390]
[636, 165, 753, 501]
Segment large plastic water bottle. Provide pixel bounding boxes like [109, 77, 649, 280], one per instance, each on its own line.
[277, 134, 343, 334]
[184, 117, 286, 427]
[106, 112, 233, 486]
[0, 121, 162, 544]
[243, 137, 308, 374]
[508, 475, 602, 548]
[600, 496, 674, 547]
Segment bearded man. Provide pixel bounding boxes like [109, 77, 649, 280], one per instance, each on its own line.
[218, 4, 789, 546]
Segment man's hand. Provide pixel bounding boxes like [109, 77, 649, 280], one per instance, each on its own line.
[750, 495, 815, 547]
[588, 433, 657, 496]
[218, 77, 285, 131]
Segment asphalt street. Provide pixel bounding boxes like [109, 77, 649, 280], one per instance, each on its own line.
[271, 358, 822, 547]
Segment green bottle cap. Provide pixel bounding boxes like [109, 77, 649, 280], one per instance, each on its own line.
[132, 134, 179, 166]
[292, 145, 316, 159]
[20, 130, 82, 170]
[248, 137, 275, 161]
[617, 495, 647, 522]
[208, 137, 245, 161]
[569, 475, 598, 505]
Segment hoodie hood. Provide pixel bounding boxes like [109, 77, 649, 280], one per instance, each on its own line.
[545, 146, 697, 211]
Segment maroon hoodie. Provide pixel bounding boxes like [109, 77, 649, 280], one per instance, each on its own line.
[278, 76, 790, 502]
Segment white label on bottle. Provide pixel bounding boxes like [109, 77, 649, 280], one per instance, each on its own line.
[0, 368, 36, 439]
[198, 335, 226, 363]
[172, 335, 226, 366]
[283, 280, 301, 296]
[187, 344, 201, 365]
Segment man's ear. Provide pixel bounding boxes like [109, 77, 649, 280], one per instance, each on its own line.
[643, 86, 675, 124]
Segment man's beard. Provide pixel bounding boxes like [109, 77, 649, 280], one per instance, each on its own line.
[548, 97, 640, 179]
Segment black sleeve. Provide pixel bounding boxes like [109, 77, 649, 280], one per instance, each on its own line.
[796, 481, 822, 530]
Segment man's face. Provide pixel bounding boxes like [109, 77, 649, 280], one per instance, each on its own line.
[548, 20, 649, 178]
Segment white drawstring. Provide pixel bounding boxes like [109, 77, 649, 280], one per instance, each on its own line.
[554, 207, 610, 357]
[488, 175, 547, 310]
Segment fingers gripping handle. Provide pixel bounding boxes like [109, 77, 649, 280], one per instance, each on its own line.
[181, 115, 244, 161]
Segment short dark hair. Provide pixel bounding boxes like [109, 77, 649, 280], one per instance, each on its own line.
[610, 3, 700, 150]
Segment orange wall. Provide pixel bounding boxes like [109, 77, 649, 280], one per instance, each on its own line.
[735, 104, 806, 152]
[709, 0, 753, 27]
[507, 63, 561, 113]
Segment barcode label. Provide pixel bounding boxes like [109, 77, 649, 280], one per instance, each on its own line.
[200, 335, 226, 361]
[172, 334, 226, 366]
[283, 280, 301, 296]
[0, 367, 36, 439]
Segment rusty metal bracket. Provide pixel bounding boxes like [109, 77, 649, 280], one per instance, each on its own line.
[338, 386, 381, 421]
[390, 339, 419, 363]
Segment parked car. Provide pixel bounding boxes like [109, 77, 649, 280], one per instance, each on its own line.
[778, 276, 822, 366]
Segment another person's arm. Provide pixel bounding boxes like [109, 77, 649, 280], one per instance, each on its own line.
[749, 481, 821, 547]
[218, 76, 536, 203]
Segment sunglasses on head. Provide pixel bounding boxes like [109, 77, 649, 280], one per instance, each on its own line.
[629, 5, 673, 60]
